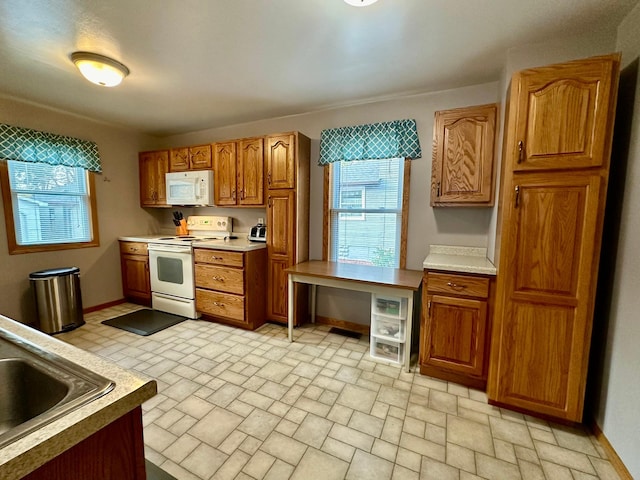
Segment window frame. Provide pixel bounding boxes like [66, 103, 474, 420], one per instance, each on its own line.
[322, 159, 411, 269]
[0, 159, 100, 254]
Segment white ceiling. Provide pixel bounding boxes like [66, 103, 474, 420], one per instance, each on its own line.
[0, 0, 636, 136]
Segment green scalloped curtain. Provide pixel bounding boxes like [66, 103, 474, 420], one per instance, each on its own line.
[319, 119, 421, 165]
[0, 123, 101, 173]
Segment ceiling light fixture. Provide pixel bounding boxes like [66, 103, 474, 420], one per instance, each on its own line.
[344, 0, 379, 6]
[70, 51, 130, 87]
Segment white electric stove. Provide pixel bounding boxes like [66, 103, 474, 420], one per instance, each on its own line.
[147, 216, 232, 319]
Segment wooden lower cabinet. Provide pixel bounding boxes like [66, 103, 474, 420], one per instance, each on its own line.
[419, 270, 494, 390]
[194, 247, 266, 330]
[119, 241, 151, 306]
[24, 407, 146, 480]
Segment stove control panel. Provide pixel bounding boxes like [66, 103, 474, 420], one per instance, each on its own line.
[187, 215, 232, 233]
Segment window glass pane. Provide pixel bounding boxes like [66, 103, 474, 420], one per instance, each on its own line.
[330, 158, 403, 267]
[7, 161, 92, 246]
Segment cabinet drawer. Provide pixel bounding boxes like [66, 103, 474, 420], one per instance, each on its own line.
[427, 272, 489, 298]
[196, 288, 245, 322]
[195, 265, 244, 295]
[194, 248, 244, 267]
[119, 241, 148, 255]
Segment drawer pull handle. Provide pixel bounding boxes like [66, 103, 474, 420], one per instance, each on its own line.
[213, 276, 225, 282]
[213, 302, 225, 307]
[211, 256, 223, 260]
[447, 282, 466, 290]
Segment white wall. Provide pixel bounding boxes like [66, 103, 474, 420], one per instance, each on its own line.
[592, 3, 640, 477]
[164, 82, 500, 323]
[0, 96, 159, 323]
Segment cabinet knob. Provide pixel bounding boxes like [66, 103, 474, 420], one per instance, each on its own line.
[514, 185, 520, 208]
[213, 301, 225, 307]
[446, 282, 466, 290]
[436, 182, 441, 197]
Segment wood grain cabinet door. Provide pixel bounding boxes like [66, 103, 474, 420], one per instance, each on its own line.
[139, 150, 168, 206]
[267, 191, 295, 258]
[511, 56, 618, 172]
[431, 104, 497, 206]
[266, 133, 296, 189]
[169, 147, 190, 172]
[490, 173, 603, 419]
[189, 145, 212, 170]
[423, 294, 487, 377]
[238, 137, 265, 206]
[213, 142, 238, 205]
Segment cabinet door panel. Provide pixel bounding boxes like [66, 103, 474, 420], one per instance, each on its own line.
[169, 147, 190, 172]
[190, 145, 212, 170]
[491, 173, 603, 419]
[155, 151, 168, 204]
[266, 134, 295, 189]
[513, 57, 617, 171]
[239, 138, 264, 206]
[213, 142, 238, 205]
[267, 257, 289, 321]
[267, 191, 294, 257]
[425, 295, 486, 377]
[431, 104, 497, 206]
[497, 301, 573, 411]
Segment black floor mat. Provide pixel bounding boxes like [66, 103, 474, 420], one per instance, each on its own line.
[328, 327, 362, 339]
[102, 309, 186, 336]
[145, 459, 177, 480]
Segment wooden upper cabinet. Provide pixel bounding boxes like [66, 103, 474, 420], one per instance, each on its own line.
[266, 133, 296, 189]
[431, 104, 497, 206]
[213, 141, 238, 206]
[169, 144, 212, 171]
[139, 150, 168, 207]
[238, 138, 264, 206]
[213, 137, 265, 206]
[512, 57, 618, 171]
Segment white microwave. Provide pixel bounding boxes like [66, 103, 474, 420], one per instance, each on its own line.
[166, 171, 214, 206]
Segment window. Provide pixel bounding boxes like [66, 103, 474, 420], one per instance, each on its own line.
[0, 160, 99, 254]
[326, 158, 409, 268]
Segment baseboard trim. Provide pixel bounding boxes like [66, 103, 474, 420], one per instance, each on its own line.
[83, 298, 126, 314]
[589, 417, 633, 480]
[314, 315, 370, 336]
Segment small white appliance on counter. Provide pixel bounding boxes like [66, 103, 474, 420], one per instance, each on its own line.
[248, 222, 266, 242]
[147, 215, 232, 319]
[166, 170, 214, 206]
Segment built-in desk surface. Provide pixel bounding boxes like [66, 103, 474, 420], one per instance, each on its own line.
[285, 261, 423, 372]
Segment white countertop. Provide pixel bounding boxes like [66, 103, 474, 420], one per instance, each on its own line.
[119, 235, 267, 251]
[0, 315, 156, 478]
[423, 245, 497, 276]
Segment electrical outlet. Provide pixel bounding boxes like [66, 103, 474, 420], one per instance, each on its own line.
[258, 217, 264, 225]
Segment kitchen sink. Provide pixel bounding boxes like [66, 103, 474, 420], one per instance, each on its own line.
[0, 328, 114, 448]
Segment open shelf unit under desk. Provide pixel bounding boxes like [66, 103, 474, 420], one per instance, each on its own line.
[285, 261, 423, 372]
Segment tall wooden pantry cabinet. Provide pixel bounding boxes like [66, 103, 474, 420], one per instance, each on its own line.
[487, 54, 621, 422]
[265, 132, 310, 325]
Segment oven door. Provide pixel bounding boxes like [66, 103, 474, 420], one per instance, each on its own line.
[148, 244, 194, 299]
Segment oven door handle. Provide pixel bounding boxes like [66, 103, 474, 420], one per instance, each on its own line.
[147, 244, 192, 254]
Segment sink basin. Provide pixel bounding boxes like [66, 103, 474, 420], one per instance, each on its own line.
[0, 328, 114, 448]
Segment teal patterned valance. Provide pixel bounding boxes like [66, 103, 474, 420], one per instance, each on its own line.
[319, 119, 421, 165]
[0, 124, 101, 173]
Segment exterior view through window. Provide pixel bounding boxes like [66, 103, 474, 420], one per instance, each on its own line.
[6, 160, 93, 246]
[330, 157, 404, 267]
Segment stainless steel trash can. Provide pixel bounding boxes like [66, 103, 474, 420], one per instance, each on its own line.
[29, 267, 84, 334]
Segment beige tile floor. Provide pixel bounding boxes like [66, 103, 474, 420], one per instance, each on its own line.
[58, 303, 621, 480]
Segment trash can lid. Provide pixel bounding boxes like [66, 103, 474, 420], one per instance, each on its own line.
[29, 267, 80, 279]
